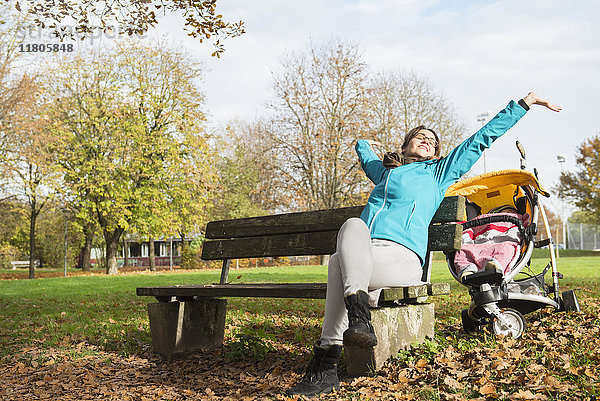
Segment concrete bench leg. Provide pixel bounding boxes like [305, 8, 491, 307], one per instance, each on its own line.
[344, 303, 434, 377]
[147, 298, 227, 359]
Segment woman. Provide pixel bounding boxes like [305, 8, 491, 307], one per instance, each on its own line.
[286, 92, 561, 396]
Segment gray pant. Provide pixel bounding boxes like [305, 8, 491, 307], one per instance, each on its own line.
[320, 218, 423, 347]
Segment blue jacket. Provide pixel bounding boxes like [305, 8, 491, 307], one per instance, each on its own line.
[356, 100, 528, 264]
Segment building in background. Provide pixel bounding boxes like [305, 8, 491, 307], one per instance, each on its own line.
[90, 237, 186, 268]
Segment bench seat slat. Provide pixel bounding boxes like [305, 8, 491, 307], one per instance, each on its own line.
[137, 283, 328, 299]
[205, 196, 465, 239]
[136, 283, 449, 303]
[201, 224, 462, 260]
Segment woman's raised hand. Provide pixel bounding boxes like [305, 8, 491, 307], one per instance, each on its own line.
[365, 140, 383, 147]
[523, 92, 562, 112]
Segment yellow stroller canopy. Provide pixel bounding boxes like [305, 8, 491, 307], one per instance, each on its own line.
[446, 169, 550, 215]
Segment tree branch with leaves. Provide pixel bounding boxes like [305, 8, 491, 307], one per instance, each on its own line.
[9, 0, 245, 56]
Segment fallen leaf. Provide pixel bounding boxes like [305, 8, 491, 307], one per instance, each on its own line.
[510, 390, 548, 400]
[479, 383, 496, 396]
[443, 376, 462, 390]
[416, 358, 428, 368]
[15, 362, 26, 373]
[528, 363, 545, 373]
[542, 375, 561, 389]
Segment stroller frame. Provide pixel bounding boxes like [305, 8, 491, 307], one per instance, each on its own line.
[445, 169, 580, 338]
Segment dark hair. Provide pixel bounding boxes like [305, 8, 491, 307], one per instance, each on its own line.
[401, 126, 441, 158]
[382, 126, 441, 168]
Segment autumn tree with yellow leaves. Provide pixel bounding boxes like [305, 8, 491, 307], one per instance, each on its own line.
[46, 40, 216, 275]
[558, 134, 600, 225]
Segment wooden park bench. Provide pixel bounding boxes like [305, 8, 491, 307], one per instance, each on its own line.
[137, 196, 466, 376]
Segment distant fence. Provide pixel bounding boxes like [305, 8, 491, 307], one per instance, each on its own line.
[567, 222, 600, 250]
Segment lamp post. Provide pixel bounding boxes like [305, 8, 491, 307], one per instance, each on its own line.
[557, 155, 566, 250]
[62, 207, 68, 277]
[477, 112, 491, 173]
[169, 236, 173, 271]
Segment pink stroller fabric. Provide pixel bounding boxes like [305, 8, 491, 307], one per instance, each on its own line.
[454, 212, 530, 277]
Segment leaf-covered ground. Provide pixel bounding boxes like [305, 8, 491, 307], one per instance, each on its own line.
[1, 293, 598, 400]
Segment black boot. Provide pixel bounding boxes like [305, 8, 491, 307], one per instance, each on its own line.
[343, 290, 377, 347]
[285, 342, 342, 396]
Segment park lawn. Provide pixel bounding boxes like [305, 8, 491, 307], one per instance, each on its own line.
[0, 265, 329, 357]
[0, 255, 599, 400]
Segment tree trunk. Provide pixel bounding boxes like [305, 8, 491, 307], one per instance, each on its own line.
[123, 235, 129, 267]
[149, 237, 156, 272]
[80, 225, 95, 272]
[28, 205, 39, 279]
[104, 228, 124, 275]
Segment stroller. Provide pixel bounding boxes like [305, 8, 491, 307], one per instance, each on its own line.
[444, 143, 580, 339]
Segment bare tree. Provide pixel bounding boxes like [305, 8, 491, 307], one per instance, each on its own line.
[269, 39, 371, 211]
[267, 41, 469, 213]
[366, 70, 468, 156]
[214, 118, 284, 217]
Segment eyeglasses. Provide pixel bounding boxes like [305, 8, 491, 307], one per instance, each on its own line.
[413, 133, 438, 147]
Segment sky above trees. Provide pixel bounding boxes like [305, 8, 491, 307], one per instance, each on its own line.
[13, 0, 598, 218]
[145, 0, 598, 218]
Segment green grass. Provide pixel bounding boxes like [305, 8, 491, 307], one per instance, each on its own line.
[1, 255, 597, 359]
[0, 265, 331, 359]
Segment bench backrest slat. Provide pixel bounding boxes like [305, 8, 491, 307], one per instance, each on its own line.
[201, 224, 462, 260]
[205, 196, 465, 240]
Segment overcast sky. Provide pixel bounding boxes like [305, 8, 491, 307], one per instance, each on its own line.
[138, 1, 598, 214]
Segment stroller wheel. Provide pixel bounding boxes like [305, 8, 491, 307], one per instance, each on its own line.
[490, 308, 526, 339]
[561, 290, 581, 312]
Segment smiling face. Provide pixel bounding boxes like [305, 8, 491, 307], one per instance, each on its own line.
[402, 129, 438, 159]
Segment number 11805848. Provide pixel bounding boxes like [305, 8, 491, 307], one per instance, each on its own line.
[19, 43, 74, 53]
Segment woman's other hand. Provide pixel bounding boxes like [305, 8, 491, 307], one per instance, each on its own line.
[523, 92, 562, 112]
[365, 140, 383, 147]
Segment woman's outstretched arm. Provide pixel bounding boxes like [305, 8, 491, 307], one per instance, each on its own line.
[435, 92, 560, 189]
